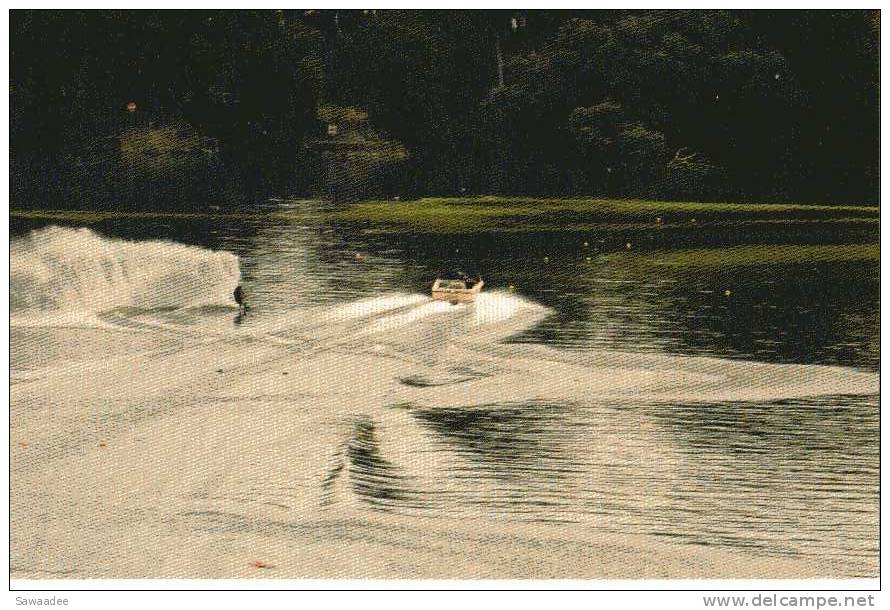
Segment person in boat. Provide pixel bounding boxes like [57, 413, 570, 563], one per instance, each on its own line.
[451, 270, 473, 289]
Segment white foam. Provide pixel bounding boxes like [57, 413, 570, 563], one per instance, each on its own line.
[323, 293, 428, 322]
[472, 291, 545, 326]
[364, 300, 454, 334]
[11, 226, 240, 316]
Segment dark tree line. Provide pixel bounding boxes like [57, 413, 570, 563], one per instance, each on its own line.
[10, 9, 879, 208]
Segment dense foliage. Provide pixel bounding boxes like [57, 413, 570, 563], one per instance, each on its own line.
[10, 9, 879, 207]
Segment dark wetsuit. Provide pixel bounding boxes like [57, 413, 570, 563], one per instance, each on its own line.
[233, 285, 245, 308]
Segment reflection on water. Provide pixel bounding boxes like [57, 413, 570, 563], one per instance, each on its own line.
[10, 205, 879, 573]
[322, 415, 422, 512]
[411, 402, 574, 485]
[644, 395, 879, 562]
[402, 395, 877, 565]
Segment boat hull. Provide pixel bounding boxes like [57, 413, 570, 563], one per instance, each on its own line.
[431, 279, 484, 304]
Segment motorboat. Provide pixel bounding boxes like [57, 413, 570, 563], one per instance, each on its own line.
[431, 277, 484, 304]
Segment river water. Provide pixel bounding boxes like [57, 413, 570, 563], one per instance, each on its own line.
[10, 203, 879, 578]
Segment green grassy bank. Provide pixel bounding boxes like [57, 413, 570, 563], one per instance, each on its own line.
[331, 196, 879, 233]
[11, 196, 879, 234]
[625, 243, 881, 268]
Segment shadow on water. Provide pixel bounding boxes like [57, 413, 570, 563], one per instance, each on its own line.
[647, 394, 879, 459]
[322, 415, 420, 512]
[409, 401, 575, 484]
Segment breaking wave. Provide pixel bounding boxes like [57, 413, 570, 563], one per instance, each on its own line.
[11, 226, 240, 316]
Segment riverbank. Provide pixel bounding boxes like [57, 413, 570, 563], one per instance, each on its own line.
[12, 196, 880, 229]
[331, 196, 879, 233]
